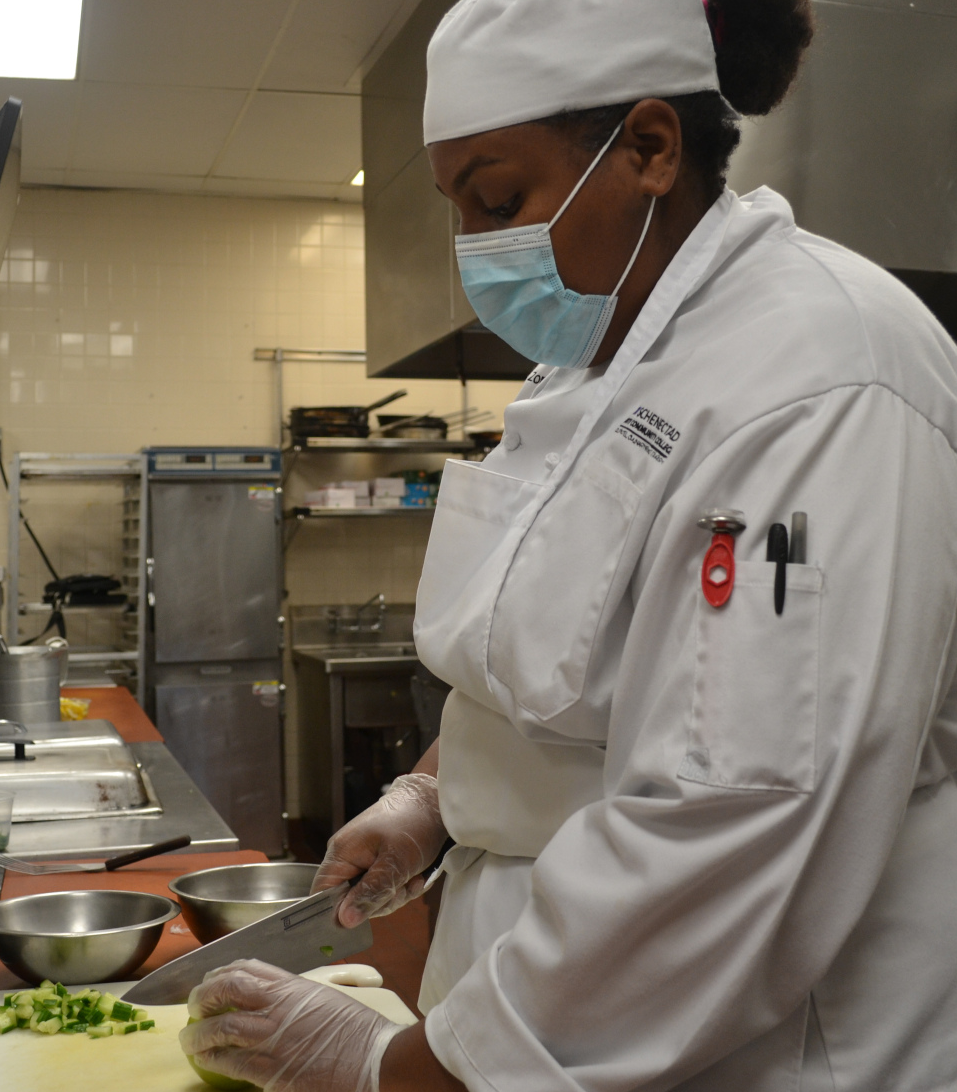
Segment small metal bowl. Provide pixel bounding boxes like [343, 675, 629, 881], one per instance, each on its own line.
[169, 862, 319, 944]
[0, 889, 180, 985]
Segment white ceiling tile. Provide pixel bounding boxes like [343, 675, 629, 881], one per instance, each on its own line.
[262, 0, 410, 93]
[201, 176, 359, 200]
[70, 83, 248, 175]
[79, 0, 290, 88]
[23, 169, 68, 187]
[0, 79, 79, 171]
[212, 91, 360, 184]
[0, 1, 405, 197]
[60, 169, 204, 192]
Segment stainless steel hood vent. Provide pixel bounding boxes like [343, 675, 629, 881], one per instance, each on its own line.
[727, 1, 957, 279]
[362, 0, 534, 381]
[369, 321, 534, 380]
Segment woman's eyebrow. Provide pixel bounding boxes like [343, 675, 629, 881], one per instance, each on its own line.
[453, 155, 504, 192]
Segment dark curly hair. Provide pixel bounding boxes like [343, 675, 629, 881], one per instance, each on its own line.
[536, 0, 814, 201]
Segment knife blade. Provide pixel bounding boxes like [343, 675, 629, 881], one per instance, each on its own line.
[121, 882, 373, 1004]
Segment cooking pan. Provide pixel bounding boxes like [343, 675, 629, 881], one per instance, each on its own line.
[376, 414, 448, 439]
[373, 408, 496, 440]
[290, 390, 407, 440]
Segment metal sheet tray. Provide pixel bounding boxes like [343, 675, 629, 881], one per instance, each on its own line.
[0, 720, 162, 822]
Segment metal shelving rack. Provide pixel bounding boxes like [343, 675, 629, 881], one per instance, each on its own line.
[6, 453, 149, 702]
[280, 437, 475, 548]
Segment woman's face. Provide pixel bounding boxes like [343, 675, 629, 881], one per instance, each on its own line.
[428, 100, 687, 360]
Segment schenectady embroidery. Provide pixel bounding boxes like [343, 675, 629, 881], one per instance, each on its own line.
[615, 406, 681, 464]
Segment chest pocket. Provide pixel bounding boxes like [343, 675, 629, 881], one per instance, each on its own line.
[487, 456, 643, 723]
[415, 459, 544, 702]
[679, 560, 824, 794]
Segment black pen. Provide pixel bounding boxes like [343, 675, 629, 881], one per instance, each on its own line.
[766, 523, 788, 615]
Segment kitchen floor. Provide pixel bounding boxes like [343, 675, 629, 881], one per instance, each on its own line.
[289, 823, 432, 1016]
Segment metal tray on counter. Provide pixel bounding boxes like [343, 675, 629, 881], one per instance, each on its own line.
[0, 720, 162, 822]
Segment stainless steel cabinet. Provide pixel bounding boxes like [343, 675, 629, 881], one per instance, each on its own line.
[151, 481, 281, 663]
[145, 448, 285, 858]
[154, 663, 283, 856]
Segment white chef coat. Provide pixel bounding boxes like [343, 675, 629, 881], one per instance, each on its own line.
[412, 187, 957, 1091]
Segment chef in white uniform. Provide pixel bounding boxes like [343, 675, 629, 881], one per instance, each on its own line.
[180, 1, 957, 1090]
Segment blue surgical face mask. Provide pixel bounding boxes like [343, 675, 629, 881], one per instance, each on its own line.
[454, 123, 656, 370]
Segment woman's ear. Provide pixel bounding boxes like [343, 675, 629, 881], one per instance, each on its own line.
[620, 99, 683, 198]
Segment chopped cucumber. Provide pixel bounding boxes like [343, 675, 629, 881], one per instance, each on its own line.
[110, 1000, 134, 1023]
[0, 984, 154, 1039]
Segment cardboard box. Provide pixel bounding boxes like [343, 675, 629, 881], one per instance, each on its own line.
[372, 477, 406, 497]
[305, 487, 355, 508]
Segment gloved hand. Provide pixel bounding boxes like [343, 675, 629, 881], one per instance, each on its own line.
[311, 772, 447, 928]
[179, 959, 406, 1092]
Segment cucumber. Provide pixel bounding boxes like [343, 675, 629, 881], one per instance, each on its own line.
[0, 983, 153, 1039]
[110, 1000, 134, 1023]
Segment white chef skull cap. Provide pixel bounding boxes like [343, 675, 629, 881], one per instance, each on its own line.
[424, 0, 720, 144]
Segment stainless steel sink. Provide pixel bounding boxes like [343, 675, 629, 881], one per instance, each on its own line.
[319, 643, 417, 658]
[290, 603, 415, 652]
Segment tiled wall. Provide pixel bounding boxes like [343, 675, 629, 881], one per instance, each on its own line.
[0, 185, 521, 818]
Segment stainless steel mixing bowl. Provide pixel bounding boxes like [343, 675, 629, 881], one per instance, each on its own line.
[168, 862, 319, 944]
[0, 888, 180, 985]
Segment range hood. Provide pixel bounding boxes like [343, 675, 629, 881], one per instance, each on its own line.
[362, 0, 534, 380]
[727, 0, 957, 339]
[363, 0, 957, 379]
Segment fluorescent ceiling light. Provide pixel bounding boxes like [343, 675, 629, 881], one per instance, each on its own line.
[350, 170, 364, 187]
[0, 0, 83, 80]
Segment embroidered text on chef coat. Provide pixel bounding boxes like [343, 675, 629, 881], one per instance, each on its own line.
[615, 405, 682, 463]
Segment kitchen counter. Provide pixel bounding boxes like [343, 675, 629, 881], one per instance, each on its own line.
[0, 689, 263, 992]
[1, 687, 238, 862]
[294, 645, 418, 673]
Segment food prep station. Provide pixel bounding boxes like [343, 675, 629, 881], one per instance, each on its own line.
[0, 688, 237, 870]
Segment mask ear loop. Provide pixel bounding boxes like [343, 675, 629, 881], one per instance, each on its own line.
[610, 194, 656, 298]
[547, 120, 625, 230]
[545, 118, 657, 300]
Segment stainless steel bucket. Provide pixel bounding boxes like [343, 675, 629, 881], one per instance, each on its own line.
[0, 648, 61, 724]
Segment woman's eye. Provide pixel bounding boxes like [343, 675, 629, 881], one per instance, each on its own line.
[483, 195, 520, 221]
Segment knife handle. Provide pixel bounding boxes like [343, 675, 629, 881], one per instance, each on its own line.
[104, 835, 192, 871]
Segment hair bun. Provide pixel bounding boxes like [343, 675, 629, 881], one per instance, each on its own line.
[709, 0, 814, 116]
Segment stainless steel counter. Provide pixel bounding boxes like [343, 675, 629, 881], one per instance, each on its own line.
[294, 645, 418, 673]
[1, 741, 238, 863]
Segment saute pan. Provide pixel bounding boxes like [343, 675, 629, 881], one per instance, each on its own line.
[290, 390, 407, 440]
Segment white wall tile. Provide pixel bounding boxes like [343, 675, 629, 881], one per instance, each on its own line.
[0, 184, 522, 817]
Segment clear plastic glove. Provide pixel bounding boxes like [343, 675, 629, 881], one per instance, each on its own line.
[311, 772, 447, 928]
[179, 959, 405, 1092]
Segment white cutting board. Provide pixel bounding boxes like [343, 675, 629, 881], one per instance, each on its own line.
[0, 965, 417, 1091]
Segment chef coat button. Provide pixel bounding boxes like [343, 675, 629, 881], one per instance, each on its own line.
[503, 431, 522, 451]
[544, 452, 560, 468]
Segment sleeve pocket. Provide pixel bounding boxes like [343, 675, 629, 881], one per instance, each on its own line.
[678, 561, 824, 794]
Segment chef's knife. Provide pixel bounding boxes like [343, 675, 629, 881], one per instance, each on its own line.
[121, 882, 373, 1005]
